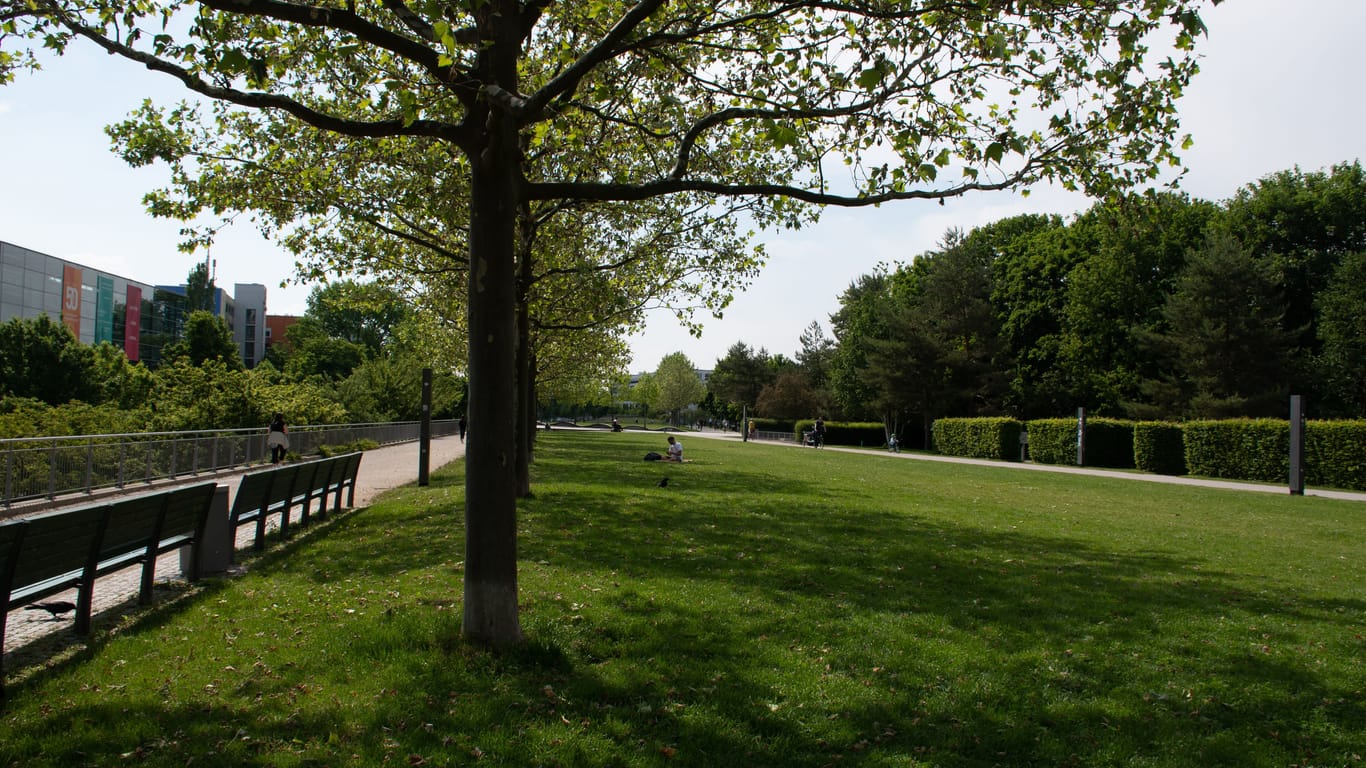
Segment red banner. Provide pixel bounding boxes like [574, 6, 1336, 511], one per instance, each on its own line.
[124, 285, 142, 361]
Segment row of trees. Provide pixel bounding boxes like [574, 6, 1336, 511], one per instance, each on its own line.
[686, 163, 1366, 443]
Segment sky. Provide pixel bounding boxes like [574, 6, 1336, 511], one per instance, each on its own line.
[2, 0, 1364, 374]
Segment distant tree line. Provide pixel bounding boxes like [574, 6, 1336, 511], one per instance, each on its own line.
[0, 279, 463, 438]
[693, 163, 1366, 442]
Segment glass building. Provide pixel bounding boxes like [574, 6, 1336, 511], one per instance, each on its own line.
[0, 240, 268, 367]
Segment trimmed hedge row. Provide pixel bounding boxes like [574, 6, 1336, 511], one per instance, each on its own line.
[929, 416, 1366, 491]
[1022, 418, 1135, 469]
[1024, 419, 1076, 465]
[749, 417, 795, 434]
[1306, 421, 1366, 491]
[1134, 422, 1186, 475]
[1183, 419, 1289, 484]
[931, 417, 1023, 461]
[793, 420, 887, 447]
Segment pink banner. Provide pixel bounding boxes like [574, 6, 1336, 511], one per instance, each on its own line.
[124, 285, 142, 361]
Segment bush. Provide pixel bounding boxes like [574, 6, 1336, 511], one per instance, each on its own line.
[1305, 421, 1366, 491]
[1085, 419, 1136, 468]
[931, 417, 1023, 461]
[1184, 419, 1288, 483]
[319, 439, 380, 457]
[749, 417, 795, 434]
[792, 420, 885, 447]
[1025, 418, 1133, 468]
[1023, 419, 1076, 465]
[1134, 422, 1186, 475]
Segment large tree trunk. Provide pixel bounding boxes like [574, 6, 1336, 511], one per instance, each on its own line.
[462, 17, 523, 646]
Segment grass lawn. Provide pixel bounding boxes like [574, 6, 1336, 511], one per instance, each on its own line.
[1, 432, 1362, 767]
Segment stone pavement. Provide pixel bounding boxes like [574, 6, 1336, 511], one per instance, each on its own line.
[2, 434, 466, 668]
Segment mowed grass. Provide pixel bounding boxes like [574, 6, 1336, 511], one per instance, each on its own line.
[1, 432, 1363, 767]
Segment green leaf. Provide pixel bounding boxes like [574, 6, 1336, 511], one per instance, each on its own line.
[217, 49, 248, 75]
[985, 142, 1004, 164]
[856, 64, 886, 91]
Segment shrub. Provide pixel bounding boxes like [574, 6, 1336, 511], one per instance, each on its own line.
[931, 417, 1023, 461]
[1085, 419, 1136, 468]
[1023, 419, 1077, 465]
[1184, 419, 1288, 483]
[792, 420, 885, 447]
[1025, 417, 1134, 468]
[749, 417, 795, 434]
[1134, 422, 1186, 476]
[319, 439, 380, 457]
[1305, 421, 1366, 491]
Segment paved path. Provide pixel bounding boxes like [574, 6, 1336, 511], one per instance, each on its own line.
[3, 435, 466, 667]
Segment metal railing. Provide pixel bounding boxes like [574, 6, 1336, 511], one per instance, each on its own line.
[1, 420, 459, 508]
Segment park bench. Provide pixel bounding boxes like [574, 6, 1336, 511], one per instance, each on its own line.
[227, 452, 363, 559]
[0, 481, 218, 701]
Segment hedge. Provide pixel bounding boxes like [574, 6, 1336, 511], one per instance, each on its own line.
[792, 420, 886, 447]
[1134, 422, 1186, 476]
[1023, 417, 1134, 468]
[928, 416, 1366, 491]
[1023, 419, 1076, 465]
[1183, 419, 1289, 484]
[749, 417, 795, 434]
[1306, 421, 1366, 491]
[931, 417, 1023, 461]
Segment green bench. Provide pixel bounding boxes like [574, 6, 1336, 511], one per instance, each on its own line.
[227, 452, 363, 559]
[0, 482, 218, 702]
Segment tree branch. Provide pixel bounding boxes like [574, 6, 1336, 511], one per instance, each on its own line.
[51, 9, 476, 148]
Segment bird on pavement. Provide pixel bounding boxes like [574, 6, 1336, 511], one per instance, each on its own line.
[657, 477, 669, 488]
[25, 601, 77, 619]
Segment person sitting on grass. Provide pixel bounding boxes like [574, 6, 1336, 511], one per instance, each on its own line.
[665, 435, 684, 462]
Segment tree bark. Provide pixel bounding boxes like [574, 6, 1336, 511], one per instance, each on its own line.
[461, 12, 523, 645]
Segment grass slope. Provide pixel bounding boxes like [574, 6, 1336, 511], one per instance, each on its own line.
[1, 432, 1362, 767]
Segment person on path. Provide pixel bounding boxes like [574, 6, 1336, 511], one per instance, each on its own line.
[458, 415, 467, 443]
[814, 416, 826, 448]
[267, 412, 289, 464]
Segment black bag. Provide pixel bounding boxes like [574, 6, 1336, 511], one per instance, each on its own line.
[643, 451, 663, 461]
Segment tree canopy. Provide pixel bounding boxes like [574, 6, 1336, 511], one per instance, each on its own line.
[819, 162, 1366, 428]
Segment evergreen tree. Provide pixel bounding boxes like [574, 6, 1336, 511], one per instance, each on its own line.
[1155, 232, 1298, 418]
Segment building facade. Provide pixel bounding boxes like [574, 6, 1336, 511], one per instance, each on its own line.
[0, 240, 269, 368]
[233, 283, 268, 368]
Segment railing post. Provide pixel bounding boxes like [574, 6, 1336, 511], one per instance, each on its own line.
[118, 439, 127, 489]
[419, 368, 432, 486]
[4, 445, 12, 508]
[84, 437, 95, 495]
[48, 439, 58, 501]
